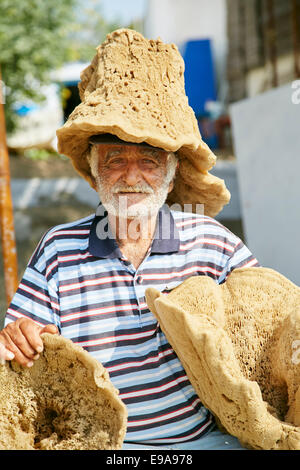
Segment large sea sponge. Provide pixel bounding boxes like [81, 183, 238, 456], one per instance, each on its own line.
[0, 334, 127, 450]
[145, 267, 300, 450]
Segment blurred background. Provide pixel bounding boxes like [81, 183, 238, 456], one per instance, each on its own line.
[0, 0, 300, 323]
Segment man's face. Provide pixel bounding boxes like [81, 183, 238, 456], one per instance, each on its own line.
[90, 143, 177, 219]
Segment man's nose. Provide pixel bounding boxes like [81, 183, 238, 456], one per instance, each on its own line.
[123, 162, 142, 186]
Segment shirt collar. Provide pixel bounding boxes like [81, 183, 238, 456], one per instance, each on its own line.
[89, 203, 180, 259]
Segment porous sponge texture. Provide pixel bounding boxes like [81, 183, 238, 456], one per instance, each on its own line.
[56, 29, 230, 218]
[145, 267, 300, 450]
[0, 334, 127, 450]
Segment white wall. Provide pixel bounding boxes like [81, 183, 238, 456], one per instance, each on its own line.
[230, 83, 300, 285]
[144, 0, 228, 102]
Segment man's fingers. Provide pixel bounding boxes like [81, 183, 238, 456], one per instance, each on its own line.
[0, 328, 35, 367]
[5, 321, 37, 358]
[0, 341, 15, 363]
[19, 320, 45, 354]
[36, 324, 59, 353]
[40, 324, 58, 335]
[12, 319, 57, 355]
[0, 319, 58, 367]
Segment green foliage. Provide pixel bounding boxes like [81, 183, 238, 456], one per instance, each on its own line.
[0, 0, 125, 137]
[0, 0, 77, 133]
[23, 148, 59, 161]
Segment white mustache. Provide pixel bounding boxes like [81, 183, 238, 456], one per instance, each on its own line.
[113, 184, 154, 194]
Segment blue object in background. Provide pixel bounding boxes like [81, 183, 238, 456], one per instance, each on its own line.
[183, 39, 218, 148]
[183, 38, 217, 116]
[13, 103, 39, 116]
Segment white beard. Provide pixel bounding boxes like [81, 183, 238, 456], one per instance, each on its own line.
[94, 178, 171, 219]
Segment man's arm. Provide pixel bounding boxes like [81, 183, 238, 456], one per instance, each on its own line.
[0, 230, 60, 366]
[217, 228, 260, 284]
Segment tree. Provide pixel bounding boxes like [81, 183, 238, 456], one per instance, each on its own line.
[0, 0, 77, 133]
[0, 0, 129, 135]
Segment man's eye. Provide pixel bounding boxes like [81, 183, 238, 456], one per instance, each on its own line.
[141, 159, 158, 166]
[107, 158, 126, 166]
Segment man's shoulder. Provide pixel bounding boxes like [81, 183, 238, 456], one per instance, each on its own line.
[41, 212, 95, 243]
[28, 213, 95, 267]
[171, 210, 236, 239]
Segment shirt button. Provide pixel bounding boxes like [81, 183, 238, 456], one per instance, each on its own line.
[136, 275, 143, 284]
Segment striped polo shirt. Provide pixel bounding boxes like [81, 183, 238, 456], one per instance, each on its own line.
[5, 203, 259, 444]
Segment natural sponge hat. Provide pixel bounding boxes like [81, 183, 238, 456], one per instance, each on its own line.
[0, 333, 127, 450]
[56, 28, 230, 217]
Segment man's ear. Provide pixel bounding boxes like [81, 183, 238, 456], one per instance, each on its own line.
[86, 146, 98, 190]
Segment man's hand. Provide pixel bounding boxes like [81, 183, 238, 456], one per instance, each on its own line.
[0, 318, 58, 367]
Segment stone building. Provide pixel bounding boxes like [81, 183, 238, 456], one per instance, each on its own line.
[226, 0, 300, 102]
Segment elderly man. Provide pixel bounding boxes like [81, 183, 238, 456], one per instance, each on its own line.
[0, 29, 259, 450]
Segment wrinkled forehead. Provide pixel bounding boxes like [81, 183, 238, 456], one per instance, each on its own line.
[89, 134, 170, 162]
